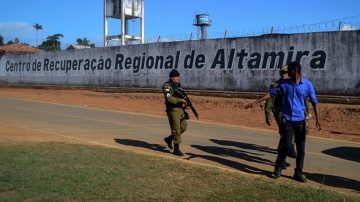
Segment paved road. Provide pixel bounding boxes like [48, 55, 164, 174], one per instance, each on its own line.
[0, 97, 359, 194]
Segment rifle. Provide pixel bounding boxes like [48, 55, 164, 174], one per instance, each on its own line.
[174, 87, 199, 120]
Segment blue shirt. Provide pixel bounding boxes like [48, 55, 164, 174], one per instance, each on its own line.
[269, 78, 318, 121]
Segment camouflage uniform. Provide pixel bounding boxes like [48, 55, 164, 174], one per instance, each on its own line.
[162, 80, 188, 144]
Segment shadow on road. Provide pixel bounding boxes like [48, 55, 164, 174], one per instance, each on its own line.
[210, 139, 277, 154]
[187, 138, 278, 177]
[305, 172, 360, 193]
[322, 146, 360, 163]
[330, 131, 360, 136]
[185, 152, 273, 177]
[114, 138, 171, 154]
[190, 144, 274, 166]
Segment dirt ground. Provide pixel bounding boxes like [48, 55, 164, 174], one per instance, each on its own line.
[0, 87, 359, 142]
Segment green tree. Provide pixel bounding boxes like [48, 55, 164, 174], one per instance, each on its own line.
[76, 37, 95, 48]
[4, 38, 29, 46]
[14, 38, 20, 44]
[33, 23, 43, 47]
[39, 33, 64, 51]
[0, 35, 4, 45]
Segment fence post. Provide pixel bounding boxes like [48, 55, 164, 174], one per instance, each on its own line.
[338, 21, 342, 31]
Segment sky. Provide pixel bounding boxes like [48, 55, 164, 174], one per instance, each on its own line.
[0, 0, 359, 47]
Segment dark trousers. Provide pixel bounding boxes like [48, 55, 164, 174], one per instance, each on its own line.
[275, 120, 306, 174]
[274, 111, 295, 156]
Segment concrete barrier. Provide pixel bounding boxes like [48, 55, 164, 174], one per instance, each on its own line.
[1, 30, 359, 96]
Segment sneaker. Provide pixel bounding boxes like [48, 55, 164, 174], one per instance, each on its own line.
[293, 174, 307, 183]
[163, 136, 173, 150]
[281, 161, 291, 169]
[273, 167, 282, 179]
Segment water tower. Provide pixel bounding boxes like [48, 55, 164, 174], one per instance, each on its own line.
[193, 14, 211, 40]
[104, 0, 144, 46]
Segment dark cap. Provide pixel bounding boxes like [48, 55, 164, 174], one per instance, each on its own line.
[169, 69, 180, 77]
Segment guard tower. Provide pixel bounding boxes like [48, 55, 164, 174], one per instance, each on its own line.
[193, 14, 211, 40]
[104, 0, 144, 46]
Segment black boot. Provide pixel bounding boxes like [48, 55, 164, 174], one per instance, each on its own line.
[293, 172, 307, 183]
[164, 135, 173, 150]
[173, 143, 184, 156]
[273, 166, 282, 179]
[281, 161, 291, 170]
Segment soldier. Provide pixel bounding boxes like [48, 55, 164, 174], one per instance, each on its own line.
[162, 69, 188, 156]
[265, 65, 297, 169]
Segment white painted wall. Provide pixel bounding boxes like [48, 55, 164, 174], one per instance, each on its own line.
[1, 31, 359, 95]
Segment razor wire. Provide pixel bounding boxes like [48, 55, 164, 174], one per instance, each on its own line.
[61, 15, 360, 48]
[142, 15, 360, 44]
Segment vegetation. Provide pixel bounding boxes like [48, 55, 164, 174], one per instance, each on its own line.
[1, 37, 29, 46]
[33, 23, 43, 47]
[76, 37, 95, 48]
[0, 141, 358, 201]
[0, 35, 3, 45]
[39, 33, 64, 51]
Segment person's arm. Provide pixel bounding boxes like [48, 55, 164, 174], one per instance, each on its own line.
[244, 83, 282, 109]
[264, 96, 274, 126]
[305, 98, 311, 118]
[163, 83, 186, 104]
[308, 82, 321, 131]
[244, 93, 271, 109]
[312, 103, 321, 131]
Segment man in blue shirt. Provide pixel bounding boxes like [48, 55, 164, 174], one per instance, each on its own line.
[264, 65, 297, 170]
[245, 61, 321, 183]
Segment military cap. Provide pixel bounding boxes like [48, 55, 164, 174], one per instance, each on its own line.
[280, 65, 288, 74]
